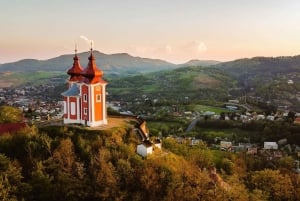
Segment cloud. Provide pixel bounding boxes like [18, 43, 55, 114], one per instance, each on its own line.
[184, 40, 207, 54]
[128, 40, 207, 63]
[165, 45, 173, 54]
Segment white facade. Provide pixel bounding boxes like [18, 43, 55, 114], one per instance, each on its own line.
[62, 51, 107, 127]
[137, 143, 153, 157]
[264, 142, 278, 150]
[220, 141, 232, 149]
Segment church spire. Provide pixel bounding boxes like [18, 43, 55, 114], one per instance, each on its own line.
[82, 42, 106, 84]
[67, 44, 84, 82]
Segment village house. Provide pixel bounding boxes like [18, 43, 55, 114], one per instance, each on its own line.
[264, 142, 278, 150]
[137, 140, 153, 157]
[135, 117, 161, 157]
[220, 141, 232, 151]
[246, 147, 258, 155]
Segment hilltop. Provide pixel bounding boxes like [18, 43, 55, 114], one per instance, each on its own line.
[179, 59, 220, 67]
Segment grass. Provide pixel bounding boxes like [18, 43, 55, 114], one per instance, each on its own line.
[189, 104, 233, 114]
[1, 71, 65, 86]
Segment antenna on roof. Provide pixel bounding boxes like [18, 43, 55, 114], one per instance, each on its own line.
[75, 43, 77, 55]
[90, 41, 93, 53]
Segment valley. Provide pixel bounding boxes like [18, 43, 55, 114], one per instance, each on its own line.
[1, 53, 300, 201]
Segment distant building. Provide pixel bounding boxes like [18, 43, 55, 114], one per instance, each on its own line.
[277, 138, 287, 145]
[264, 142, 278, 150]
[246, 147, 258, 155]
[294, 117, 300, 124]
[220, 141, 232, 151]
[154, 138, 162, 149]
[61, 47, 107, 127]
[136, 118, 161, 157]
[256, 114, 265, 120]
[266, 115, 275, 121]
[228, 99, 239, 104]
[294, 160, 300, 174]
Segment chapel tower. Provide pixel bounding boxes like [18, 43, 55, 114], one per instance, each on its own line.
[62, 47, 108, 127]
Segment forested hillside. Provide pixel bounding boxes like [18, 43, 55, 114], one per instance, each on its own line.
[214, 56, 300, 109]
[0, 124, 299, 201]
[0, 106, 299, 201]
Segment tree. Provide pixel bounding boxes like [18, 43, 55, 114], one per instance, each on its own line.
[0, 154, 29, 201]
[250, 169, 294, 201]
[43, 138, 90, 201]
[28, 162, 53, 201]
[89, 148, 118, 200]
[53, 138, 75, 171]
[0, 106, 22, 123]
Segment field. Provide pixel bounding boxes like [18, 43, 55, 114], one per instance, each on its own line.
[188, 104, 234, 114]
[0, 71, 65, 87]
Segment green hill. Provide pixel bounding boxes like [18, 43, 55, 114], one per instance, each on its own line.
[214, 56, 300, 109]
[107, 55, 300, 109]
[3, 54, 300, 109]
[215, 56, 300, 87]
[107, 66, 237, 102]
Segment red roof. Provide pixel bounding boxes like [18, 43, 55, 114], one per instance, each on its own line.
[294, 117, 300, 124]
[82, 52, 107, 84]
[0, 122, 27, 135]
[67, 54, 84, 82]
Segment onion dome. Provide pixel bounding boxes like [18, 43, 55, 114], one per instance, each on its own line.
[67, 48, 84, 82]
[82, 50, 106, 84]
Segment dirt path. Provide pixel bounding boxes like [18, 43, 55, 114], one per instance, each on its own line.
[36, 117, 134, 130]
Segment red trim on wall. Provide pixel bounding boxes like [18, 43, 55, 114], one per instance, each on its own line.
[81, 85, 89, 121]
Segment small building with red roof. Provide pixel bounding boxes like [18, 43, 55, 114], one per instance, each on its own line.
[0, 122, 27, 135]
[294, 117, 300, 124]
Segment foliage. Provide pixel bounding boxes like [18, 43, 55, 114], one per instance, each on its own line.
[250, 169, 295, 201]
[193, 119, 300, 144]
[0, 106, 23, 123]
[0, 122, 299, 200]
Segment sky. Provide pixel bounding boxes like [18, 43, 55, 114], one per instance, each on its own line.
[1, 0, 300, 64]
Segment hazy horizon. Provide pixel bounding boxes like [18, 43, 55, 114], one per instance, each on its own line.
[1, 0, 300, 64]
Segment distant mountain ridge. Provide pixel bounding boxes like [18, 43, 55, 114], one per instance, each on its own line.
[0, 51, 221, 75]
[213, 55, 300, 87]
[180, 59, 220, 67]
[0, 51, 176, 75]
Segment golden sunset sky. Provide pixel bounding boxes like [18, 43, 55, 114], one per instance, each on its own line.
[1, 0, 300, 64]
